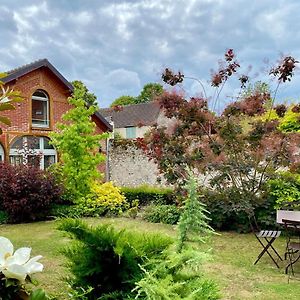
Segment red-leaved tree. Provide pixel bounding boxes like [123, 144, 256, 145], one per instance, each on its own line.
[138, 50, 300, 217]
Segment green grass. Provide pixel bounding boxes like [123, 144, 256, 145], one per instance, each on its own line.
[1, 218, 299, 299]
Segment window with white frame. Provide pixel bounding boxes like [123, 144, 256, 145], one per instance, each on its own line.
[0, 143, 4, 162]
[32, 90, 49, 127]
[9, 136, 56, 169]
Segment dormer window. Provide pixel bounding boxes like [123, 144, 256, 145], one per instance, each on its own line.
[32, 90, 49, 127]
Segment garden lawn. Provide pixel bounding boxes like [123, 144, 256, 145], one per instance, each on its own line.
[0, 218, 299, 299]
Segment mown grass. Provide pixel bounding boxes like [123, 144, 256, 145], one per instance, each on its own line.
[0, 217, 299, 299]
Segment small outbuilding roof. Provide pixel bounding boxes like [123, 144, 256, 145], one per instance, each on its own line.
[99, 102, 161, 128]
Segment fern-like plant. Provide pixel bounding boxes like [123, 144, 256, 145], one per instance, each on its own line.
[177, 169, 215, 252]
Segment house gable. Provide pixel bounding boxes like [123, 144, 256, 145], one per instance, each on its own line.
[2, 59, 73, 92]
[0, 59, 111, 165]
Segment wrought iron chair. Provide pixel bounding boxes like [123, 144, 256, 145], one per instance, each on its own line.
[282, 219, 300, 278]
[249, 213, 282, 268]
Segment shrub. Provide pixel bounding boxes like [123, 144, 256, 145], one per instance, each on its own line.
[50, 204, 83, 219]
[58, 219, 173, 299]
[0, 211, 8, 224]
[278, 107, 300, 132]
[73, 181, 128, 217]
[267, 171, 300, 209]
[202, 187, 275, 232]
[134, 248, 220, 300]
[89, 181, 127, 214]
[143, 204, 181, 225]
[51, 182, 128, 218]
[0, 163, 63, 223]
[121, 185, 175, 206]
[135, 170, 220, 299]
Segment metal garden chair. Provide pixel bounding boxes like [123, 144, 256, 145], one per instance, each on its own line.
[282, 219, 300, 279]
[248, 213, 282, 268]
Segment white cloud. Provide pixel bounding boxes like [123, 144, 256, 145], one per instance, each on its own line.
[105, 68, 141, 90]
[69, 11, 93, 26]
[1, 0, 300, 107]
[13, 12, 32, 32]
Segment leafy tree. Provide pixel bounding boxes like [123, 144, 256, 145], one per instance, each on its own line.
[50, 84, 107, 201]
[139, 50, 300, 214]
[136, 83, 164, 104]
[110, 83, 164, 107]
[72, 80, 98, 107]
[0, 74, 22, 134]
[110, 95, 136, 107]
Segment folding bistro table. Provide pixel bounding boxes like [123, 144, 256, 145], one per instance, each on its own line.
[277, 210, 300, 276]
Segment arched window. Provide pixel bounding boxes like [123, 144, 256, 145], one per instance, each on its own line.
[0, 143, 4, 161]
[9, 136, 56, 169]
[32, 90, 49, 127]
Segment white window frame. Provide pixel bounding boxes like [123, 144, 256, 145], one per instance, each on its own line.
[32, 91, 50, 128]
[9, 136, 57, 170]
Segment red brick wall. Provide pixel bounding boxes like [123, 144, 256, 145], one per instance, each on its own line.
[0, 67, 108, 177]
[0, 67, 73, 146]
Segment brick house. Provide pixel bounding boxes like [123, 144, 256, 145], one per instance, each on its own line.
[0, 59, 112, 170]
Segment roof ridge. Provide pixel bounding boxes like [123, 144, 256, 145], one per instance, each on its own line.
[7, 58, 48, 74]
[100, 100, 158, 110]
[2, 58, 73, 92]
[99, 100, 161, 127]
[119, 101, 158, 108]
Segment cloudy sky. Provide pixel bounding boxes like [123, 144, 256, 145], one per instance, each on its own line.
[1, 0, 300, 108]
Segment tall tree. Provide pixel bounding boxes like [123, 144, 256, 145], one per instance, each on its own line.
[50, 84, 107, 201]
[110, 83, 164, 107]
[110, 95, 136, 107]
[136, 83, 164, 104]
[139, 50, 300, 211]
[72, 80, 98, 107]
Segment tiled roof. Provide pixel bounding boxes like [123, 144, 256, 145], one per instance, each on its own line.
[99, 102, 161, 128]
[2, 58, 74, 91]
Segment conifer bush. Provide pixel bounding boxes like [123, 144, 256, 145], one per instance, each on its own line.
[58, 219, 173, 299]
[134, 170, 220, 299]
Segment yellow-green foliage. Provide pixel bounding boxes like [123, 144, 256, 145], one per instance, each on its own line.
[259, 109, 279, 121]
[278, 107, 300, 132]
[256, 105, 300, 132]
[86, 181, 128, 215]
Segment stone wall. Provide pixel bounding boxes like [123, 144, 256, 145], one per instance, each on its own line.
[108, 141, 166, 187]
[107, 110, 174, 187]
